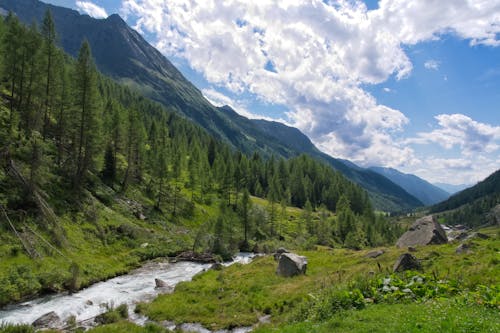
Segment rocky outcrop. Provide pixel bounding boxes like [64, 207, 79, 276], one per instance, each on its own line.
[276, 253, 307, 277]
[273, 247, 289, 261]
[32, 311, 61, 329]
[365, 249, 385, 258]
[393, 253, 422, 272]
[396, 215, 448, 248]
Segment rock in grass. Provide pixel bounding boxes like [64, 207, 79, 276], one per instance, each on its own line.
[396, 215, 448, 248]
[32, 311, 61, 329]
[455, 243, 472, 254]
[365, 249, 385, 258]
[393, 253, 422, 272]
[276, 253, 307, 277]
[273, 247, 290, 261]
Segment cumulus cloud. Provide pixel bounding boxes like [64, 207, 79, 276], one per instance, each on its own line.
[120, 0, 500, 181]
[424, 60, 440, 70]
[202, 88, 280, 122]
[76, 1, 108, 19]
[407, 114, 500, 154]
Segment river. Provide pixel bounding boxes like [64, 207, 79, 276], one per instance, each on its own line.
[0, 253, 256, 328]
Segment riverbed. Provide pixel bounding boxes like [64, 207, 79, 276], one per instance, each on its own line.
[0, 253, 256, 327]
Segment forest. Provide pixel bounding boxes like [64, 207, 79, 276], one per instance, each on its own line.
[0, 10, 401, 265]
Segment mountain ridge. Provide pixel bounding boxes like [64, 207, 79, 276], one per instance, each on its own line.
[369, 166, 450, 206]
[0, 0, 423, 211]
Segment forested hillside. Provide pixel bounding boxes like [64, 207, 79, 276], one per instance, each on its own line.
[0, 0, 424, 212]
[0, 11, 402, 306]
[430, 169, 500, 227]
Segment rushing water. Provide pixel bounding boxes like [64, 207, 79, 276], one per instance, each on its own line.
[0, 253, 256, 327]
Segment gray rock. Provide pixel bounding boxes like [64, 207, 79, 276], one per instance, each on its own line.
[456, 243, 472, 254]
[276, 253, 307, 277]
[210, 262, 224, 271]
[365, 249, 385, 258]
[466, 232, 490, 240]
[273, 247, 289, 261]
[32, 311, 61, 329]
[393, 253, 422, 272]
[396, 215, 448, 248]
[155, 278, 169, 288]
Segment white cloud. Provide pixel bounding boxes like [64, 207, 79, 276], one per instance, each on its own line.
[120, 0, 500, 181]
[407, 114, 500, 154]
[424, 59, 440, 70]
[202, 88, 280, 122]
[76, 1, 108, 19]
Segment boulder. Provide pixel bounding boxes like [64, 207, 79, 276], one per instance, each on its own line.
[32, 311, 61, 329]
[455, 243, 472, 254]
[396, 215, 448, 248]
[393, 253, 422, 272]
[365, 249, 385, 258]
[210, 262, 224, 271]
[155, 278, 169, 288]
[273, 247, 290, 261]
[276, 253, 307, 277]
[466, 232, 490, 240]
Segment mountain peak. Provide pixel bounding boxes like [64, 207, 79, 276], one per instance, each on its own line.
[106, 13, 126, 25]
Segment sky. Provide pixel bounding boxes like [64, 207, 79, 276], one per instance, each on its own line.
[44, 0, 500, 186]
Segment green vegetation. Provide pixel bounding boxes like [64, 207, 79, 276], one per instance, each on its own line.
[254, 301, 500, 333]
[0, 10, 399, 307]
[431, 169, 499, 227]
[133, 231, 499, 331]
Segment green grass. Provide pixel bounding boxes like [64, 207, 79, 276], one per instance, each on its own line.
[138, 232, 499, 331]
[254, 300, 500, 333]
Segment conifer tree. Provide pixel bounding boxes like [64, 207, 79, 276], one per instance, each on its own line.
[73, 39, 100, 191]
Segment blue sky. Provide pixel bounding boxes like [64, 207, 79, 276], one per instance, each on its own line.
[45, 1, 500, 185]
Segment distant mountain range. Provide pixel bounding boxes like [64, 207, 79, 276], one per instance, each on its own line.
[369, 167, 450, 206]
[433, 183, 471, 195]
[0, 0, 425, 211]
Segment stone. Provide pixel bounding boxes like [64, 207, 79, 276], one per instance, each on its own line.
[365, 249, 385, 258]
[455, 243, 472, 254]
[273, 247, 289, 261]
[276, 253, 307, 277]
[393, 253, 422, 272]
[155, 278, 169, 288]
[466, 232, 490, 240]
[32, 311, 61, 329]
[396, 215, 448, 248]
[210, 262, 224, 271]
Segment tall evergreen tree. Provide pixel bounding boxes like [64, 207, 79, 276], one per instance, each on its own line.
[73, 39, 100, 191]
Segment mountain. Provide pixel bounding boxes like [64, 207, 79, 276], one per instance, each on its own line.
[0, 0, 423, 211]
[433, 182, 471, 195]
[429, 169, 500, 227]
[369, 167, 450, 206]
[220, 106, 423, 211]
[431, 169, 500, 214]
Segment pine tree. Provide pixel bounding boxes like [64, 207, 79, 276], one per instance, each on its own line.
[73, 40, 100, 191]
[41, 9, 57, 139]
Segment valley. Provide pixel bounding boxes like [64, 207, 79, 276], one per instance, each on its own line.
[0, 1, 498, 333]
